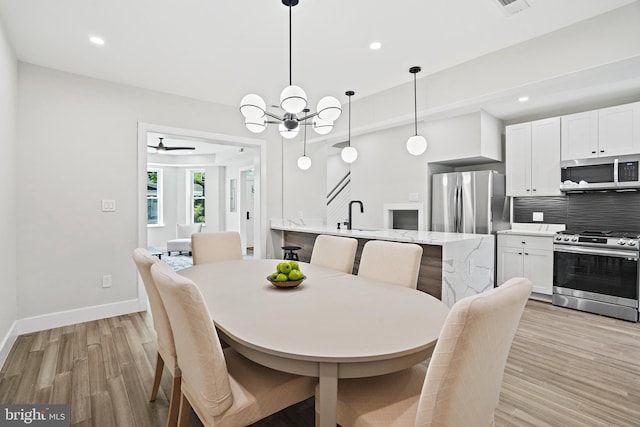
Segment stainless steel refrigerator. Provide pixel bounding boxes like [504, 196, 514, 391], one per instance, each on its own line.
[431, 170, 509, 234]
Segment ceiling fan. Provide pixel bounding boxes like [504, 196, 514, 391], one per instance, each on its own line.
[148, 137, 195, 152]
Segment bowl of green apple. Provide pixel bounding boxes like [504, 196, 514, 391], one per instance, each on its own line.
[267, 261, 306, 288]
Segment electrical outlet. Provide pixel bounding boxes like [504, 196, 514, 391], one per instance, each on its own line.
[533, 212, 544, 222]
[102, 200, 116, 212]
[102, 275, 112, 288]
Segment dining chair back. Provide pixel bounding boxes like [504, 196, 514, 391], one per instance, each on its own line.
[326, 277, 533, 427]
[192, 231, 242, 265]
[150, 261, 316, 426]
[310, 234, 358, 273]
[132, 248, 181, 427]
[357, 240, 423, 288]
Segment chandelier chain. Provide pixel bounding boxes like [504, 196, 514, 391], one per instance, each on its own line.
[289, 3, 292, 86]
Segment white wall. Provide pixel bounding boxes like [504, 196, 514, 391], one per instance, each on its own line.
[281, 138, 327, 221]
[16, 63, 255, 320]
[349, 123, 429, 230]
[0, 18, 18, 360]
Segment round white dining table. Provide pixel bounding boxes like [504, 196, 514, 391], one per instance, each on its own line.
[179, 259, 449, 427]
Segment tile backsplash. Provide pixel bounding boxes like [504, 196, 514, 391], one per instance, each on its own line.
[513, 192, 640, 232]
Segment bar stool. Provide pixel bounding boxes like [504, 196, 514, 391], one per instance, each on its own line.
[282, 245, 302, 261]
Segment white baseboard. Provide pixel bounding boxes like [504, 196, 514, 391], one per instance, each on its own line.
[0, 320, 18, 371]
[14, 299, 146, 336]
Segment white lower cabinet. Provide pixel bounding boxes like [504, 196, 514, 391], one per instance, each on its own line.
[497, 234, 553, 295]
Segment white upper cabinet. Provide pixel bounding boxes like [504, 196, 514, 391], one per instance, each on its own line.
[561, 101, 640, 161]
[598, 102, 640, 157]
[506, 117, 561, 197]
[561, 110, 598, 160]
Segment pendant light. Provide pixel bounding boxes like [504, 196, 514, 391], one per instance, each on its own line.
[341, 91, 358, 164]
[239, 0, 341, 137]
[297, 109, 312, 170]
[406, 66, 427, 156]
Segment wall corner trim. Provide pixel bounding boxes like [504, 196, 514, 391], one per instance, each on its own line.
[0, 321, 18, 371]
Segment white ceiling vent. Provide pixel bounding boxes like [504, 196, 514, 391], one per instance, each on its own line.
[493, 0, 530, 16]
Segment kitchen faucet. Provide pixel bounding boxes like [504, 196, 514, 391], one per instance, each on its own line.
[346, 200, 364, 230]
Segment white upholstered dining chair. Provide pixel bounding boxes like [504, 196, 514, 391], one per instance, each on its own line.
[150, 261, 317, 427]
[357, 240, 423, 288]
[310, 234, 359, 273]
[318, 277, 532, 427]
[191, 231, 243, 265]
[132, 248, 181, 427]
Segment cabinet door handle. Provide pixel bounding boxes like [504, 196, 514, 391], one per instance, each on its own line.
[600, 150, 605, 153]
[526, 189, 530, 192]
[521, 242, 526, 244]
[591, 151, 596, 154]
[524, 252, 529, 256]
[518, 252, 523, 255]
[532, 189, 537, 192]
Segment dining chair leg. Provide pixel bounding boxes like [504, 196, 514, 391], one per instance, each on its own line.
[166, 376, 181, 427]
[177, 393, 192, 427]
[150, 352, 164, 401]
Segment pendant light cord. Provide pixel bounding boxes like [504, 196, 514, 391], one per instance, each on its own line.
[289, 3, 292, 86]
[413, 72, 418, 136]
[303, 118, 307, 156]
[348, 95, 352, 147]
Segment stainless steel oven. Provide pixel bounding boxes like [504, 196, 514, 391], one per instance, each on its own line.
[553, 231, 639, 322]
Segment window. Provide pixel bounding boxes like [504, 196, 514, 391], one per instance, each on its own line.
[147, 169, 163, 225]
[191, 170, 205, 223]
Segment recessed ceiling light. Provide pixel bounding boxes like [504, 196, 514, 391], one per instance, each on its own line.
[369, 41, 382, 51]
[89, 36, 105, 46]
[518, 96, 529, 103]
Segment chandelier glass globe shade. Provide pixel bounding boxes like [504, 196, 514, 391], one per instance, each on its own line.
[239, 94, 266, 119]
[312, 117, 333, 135]
[245, 117, 266, 134]
[280, 85, 307, 114]
[317, 96, 342, 121]
[297, 155, 312, 170]
[279, 123, 299, 139]
[406, 135, 427, 156]
[341, 146, 358, 164]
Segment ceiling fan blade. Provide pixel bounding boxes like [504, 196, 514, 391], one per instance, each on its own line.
[147, 145, 159, 149]
[164, 146, 196, 151]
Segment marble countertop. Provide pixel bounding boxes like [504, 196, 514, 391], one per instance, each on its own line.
[497, 223, 565, 237]
[271, 221, 492, 246]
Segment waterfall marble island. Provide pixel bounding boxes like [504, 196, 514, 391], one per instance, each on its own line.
[270, 220, 495, 308]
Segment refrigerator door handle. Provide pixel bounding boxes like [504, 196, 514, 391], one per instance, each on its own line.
[454, 186, 461, 233]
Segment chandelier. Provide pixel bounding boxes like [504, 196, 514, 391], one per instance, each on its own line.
[239, 0, 342, 138]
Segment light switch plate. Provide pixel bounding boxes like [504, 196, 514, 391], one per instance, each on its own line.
[533, 212, 544, 222]
[102, 200, 116, 212]
[409, 192, 419, 202]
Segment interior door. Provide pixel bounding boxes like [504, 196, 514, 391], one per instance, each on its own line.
[241, 169, 255, 251]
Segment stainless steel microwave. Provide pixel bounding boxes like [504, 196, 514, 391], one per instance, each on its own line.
[560, 155, 640, 192]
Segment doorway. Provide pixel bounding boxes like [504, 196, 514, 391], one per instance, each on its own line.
[240, 167, 255, 257]
[137, 122, 266, 274]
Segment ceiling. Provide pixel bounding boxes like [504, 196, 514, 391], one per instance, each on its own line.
[0, 0, 638, 120]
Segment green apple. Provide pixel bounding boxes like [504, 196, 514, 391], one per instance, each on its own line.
[289, 261, 300, 270]
[278, 262, 292, 275]
[275, 273, 289, 282]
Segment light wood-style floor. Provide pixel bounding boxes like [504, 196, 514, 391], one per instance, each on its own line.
[1, 300, 639, 426]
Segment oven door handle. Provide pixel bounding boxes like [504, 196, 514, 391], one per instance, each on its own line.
[554, 245, 639, 260]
